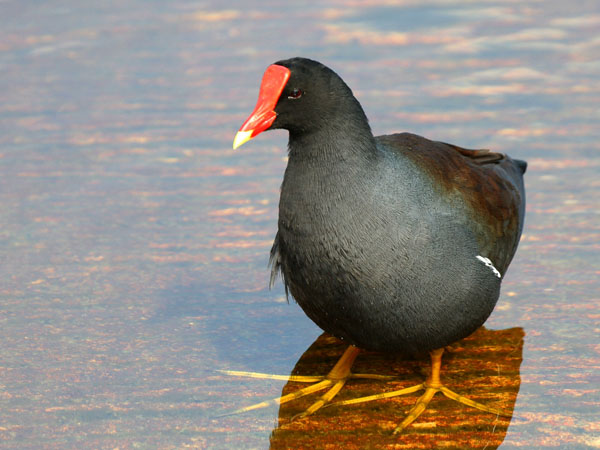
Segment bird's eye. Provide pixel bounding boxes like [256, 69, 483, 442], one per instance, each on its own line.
[288, 88, 303, 99]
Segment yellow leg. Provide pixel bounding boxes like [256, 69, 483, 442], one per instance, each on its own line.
[221, 345, 369, 417]
[393, 348, 444, 433]
[396, 348, 511, 433]
[330, 347, 511, 433]
[222, 346, 511, 432]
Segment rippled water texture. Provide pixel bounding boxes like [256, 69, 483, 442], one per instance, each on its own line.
[1, 1, 599, 449]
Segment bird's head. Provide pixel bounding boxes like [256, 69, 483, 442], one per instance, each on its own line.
[233, 57, 357, 149]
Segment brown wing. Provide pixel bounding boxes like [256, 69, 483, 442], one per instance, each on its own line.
[376, 132, 526, 275]
[439, 142, 506, 165]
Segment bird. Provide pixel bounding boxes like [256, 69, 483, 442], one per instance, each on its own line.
[231, 57, 526, 433]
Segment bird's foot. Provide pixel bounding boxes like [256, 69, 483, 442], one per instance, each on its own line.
[219, 345, 394, 419]
[395, 381, 510, 433]
[329, 347, 511, 433]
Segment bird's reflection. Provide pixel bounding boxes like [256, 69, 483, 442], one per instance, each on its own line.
[269, 326, 524, 449]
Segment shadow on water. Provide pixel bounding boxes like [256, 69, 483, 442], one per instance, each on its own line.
[147, 282, 271, 363]
[257, 327, 525, 449]
[147, 281, 317, 370]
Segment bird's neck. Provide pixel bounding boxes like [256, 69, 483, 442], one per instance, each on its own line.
[282, 118, 379, 211]
[287, 104, 378, 166]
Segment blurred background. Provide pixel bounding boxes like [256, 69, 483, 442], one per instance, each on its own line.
[1, 1, 598, 448]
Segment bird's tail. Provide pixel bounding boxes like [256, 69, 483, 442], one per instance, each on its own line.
[514, 159, 527, 174]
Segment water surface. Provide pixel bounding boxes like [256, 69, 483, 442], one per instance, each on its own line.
[1, 1, 599, 448]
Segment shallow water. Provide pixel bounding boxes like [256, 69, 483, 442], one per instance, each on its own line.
[1, 1, 599, 449]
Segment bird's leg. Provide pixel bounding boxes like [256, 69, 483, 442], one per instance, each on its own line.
[330, 347, 512, 433]
[291, 344, 359, 419]
[220, 345, 393, 418]
[394, 348, 513, 433]
[392, 347, 445, 433]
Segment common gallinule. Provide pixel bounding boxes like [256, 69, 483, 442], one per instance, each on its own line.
[231, 57, 526, 432]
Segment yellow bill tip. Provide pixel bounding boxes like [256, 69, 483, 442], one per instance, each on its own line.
[233, 130, 253, 149]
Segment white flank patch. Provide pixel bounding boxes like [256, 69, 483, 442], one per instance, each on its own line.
[476, 255, 502, 278]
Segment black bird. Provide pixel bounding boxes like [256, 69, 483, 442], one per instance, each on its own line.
[231, 57, 526, 432]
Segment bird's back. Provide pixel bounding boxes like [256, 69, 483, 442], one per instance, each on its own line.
[376, 132, 526, 276]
